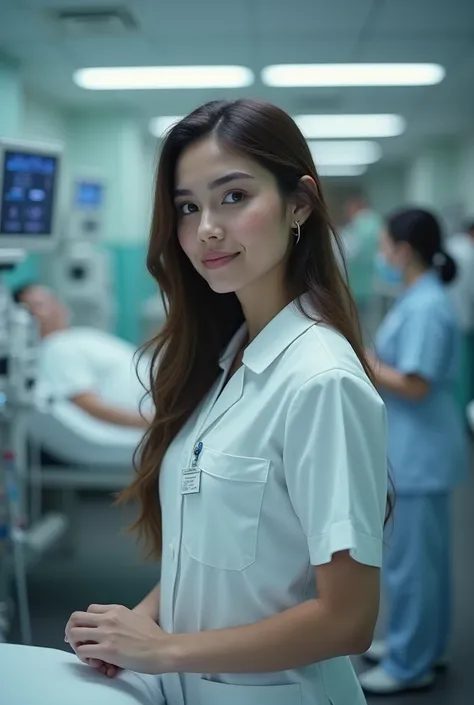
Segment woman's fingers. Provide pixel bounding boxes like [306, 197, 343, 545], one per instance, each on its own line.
[67, 611, 102, 629]
[80, 652, 122, 678]
[105, 664, 121, 678]
[87, 604, 120, 614]
[68, 627, 100, 650]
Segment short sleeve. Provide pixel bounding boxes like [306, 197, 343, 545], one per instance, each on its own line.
[397, 307, 449, 381]
[38, 337, 95, 400]
[283, 369, 388, 567]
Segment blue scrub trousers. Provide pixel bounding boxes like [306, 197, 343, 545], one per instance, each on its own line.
[382, 493, 451, 682]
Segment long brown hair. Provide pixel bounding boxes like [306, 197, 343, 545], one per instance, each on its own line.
[119, 99, 392, 556]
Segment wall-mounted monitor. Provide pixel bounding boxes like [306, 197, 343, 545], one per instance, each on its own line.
[0, 138, 63, 252]
[74, 180, 104, 209]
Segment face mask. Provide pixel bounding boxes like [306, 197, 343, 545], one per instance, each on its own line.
[374, 253, 403, 285]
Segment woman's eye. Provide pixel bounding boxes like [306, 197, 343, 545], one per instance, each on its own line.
[223, 190, 245, 205]
[179, 202, 198, 215]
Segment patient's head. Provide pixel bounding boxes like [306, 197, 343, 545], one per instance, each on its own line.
[12, 284, 69, 337]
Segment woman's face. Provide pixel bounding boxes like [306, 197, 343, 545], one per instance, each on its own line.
[174, 137, 298, 296]
[380, 227, 410, 270]
[20, 285, 69, 335]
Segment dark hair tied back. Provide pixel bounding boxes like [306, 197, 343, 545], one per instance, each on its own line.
[431, 251, 457, 284]
[386, 208, 457, 285]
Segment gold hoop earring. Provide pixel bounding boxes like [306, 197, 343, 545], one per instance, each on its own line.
[293, 220, 301, 245]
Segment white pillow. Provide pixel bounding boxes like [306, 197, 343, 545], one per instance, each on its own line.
[0, 644, 164, 705]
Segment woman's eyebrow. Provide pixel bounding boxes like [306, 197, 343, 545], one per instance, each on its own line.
[174, 171, 254, 198]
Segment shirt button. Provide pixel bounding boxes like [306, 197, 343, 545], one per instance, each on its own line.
[169, 543, 176, 559]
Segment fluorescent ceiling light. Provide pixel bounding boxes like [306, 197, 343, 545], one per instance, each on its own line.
[150, 113, 405, 140]
[149, 116, 183, 137]
[262, 63, 445, 87]
[295, 114, 405, 139]
[309, 140, 382, 166]
[74, 66, 254, 90]
[318, 165, 368, 177]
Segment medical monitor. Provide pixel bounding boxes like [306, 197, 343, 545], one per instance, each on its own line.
[0, 138, 63, 252]
[68, 176, 106, 242]
[74, 180, 104, 209]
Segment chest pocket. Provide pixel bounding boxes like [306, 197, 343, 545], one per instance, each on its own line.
[182, 445, 269, 571]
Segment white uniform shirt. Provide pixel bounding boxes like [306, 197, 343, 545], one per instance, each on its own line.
[157, 299, 388, 705]
[36, 327, 150, 413]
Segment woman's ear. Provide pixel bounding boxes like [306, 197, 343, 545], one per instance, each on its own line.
[288, 175, 317, 227]
[396, 241, 413, 267]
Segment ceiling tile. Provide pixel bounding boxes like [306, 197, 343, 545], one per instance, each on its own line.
[370, 0, 474, 35]
[0, 2, 59, 42]
[64, 35, 162, 67]
[134, 0, 253, 35]
[0, 38, 73, 65]
[253, 0, 374, 35]
[257, 36, 358, 64]
[355, 36, 472, 66]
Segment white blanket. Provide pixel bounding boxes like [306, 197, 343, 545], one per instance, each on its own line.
[0, 644, 164, 705]
[29, 400, 144, 466]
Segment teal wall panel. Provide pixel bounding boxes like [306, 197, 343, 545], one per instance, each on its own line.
[2, 255, 40, 291]
[109, 243, 157, 344]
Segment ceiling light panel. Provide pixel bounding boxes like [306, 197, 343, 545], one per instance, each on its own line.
[294, 114, 406, 139]
[318, 165, 368, 177]
[74, 66, 254, 90]
[149, 116, 183, 137]
[262, 63, 445, 87]
[308, 140, 382, 166]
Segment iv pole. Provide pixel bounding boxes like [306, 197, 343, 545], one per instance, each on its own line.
[0, 248, 35, 645]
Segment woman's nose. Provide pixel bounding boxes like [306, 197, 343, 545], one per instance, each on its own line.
[197, 211, 224, 242]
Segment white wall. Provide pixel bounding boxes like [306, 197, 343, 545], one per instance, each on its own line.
[67, 113, 152, 244]
[458, 136, 474, 219]
[364, 164, 406, 216]
[0, 60, 22, 137]
[22, 92, 69, 145]
[400, 136, 474, 232]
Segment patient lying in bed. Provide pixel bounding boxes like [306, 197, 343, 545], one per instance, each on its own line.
[13, 284, 152, 431]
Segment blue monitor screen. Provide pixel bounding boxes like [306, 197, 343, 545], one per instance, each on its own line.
[0, 150, 58, 236]
[75, 181, 103, 207]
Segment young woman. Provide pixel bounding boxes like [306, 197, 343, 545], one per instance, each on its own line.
[360, 209, 468, 696]
[62, 99, 389, 705]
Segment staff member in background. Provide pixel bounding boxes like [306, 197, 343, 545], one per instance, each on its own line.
[13, 284, 151, 430]
[57, 99, 390, 705]
[360, 208, 468, 696]
[445, 220, 474, 408]
[340, 191, 382, 334]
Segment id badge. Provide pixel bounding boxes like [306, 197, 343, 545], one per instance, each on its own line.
[181, 468, 201, 495]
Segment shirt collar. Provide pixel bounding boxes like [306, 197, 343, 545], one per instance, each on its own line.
[219, 295, 318, 374]
[401, 269, 439, 302]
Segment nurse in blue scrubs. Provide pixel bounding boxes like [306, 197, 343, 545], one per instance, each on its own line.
[359, 208, 469, 696]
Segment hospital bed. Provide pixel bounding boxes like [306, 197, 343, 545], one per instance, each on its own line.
[24, 398, 144, 550]
[1, 398, 142, 611]
[1, 398, 141, 572]
[0, 643, 164, 705]
[0, 400, 144, 644]
[28, 398, 143, 490]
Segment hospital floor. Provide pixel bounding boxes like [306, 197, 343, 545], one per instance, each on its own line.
[8, 456, 474, 705]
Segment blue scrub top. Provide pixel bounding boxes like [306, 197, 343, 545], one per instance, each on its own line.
[375, 270, 468, 493]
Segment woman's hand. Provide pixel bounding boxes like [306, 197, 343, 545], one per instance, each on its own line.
[65, 604, 175, 675]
